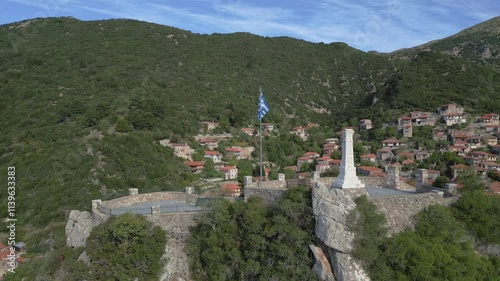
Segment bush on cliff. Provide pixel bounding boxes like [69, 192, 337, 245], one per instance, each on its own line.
[187, 186, 317, 281]
[349, 199, 499, 280]
[86, 213, 167, 280]
[452, 190, 500, 244]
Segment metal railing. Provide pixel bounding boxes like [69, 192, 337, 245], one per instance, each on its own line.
[97, 196, 225, 216]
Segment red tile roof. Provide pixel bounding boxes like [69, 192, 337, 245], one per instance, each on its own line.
[184, 161, 205, 167]
[361, 154, 376, 158]
[204, 150, 220, 156]
[221, 166, 237, 171]
[358, 166, 383, 172]
[226, 147, 242, 152]
[490, 182, 500, 193]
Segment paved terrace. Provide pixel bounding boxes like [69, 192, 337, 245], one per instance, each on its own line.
[365, 187, 417, 198]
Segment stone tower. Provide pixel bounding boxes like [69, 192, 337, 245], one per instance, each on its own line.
[332, 128, 365, 189]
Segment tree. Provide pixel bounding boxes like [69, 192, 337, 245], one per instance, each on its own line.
[188, 187, 317, 281]
[86, 213, 167, 280]
[457, 169, 485, 192]
[432, 176, 449, 189]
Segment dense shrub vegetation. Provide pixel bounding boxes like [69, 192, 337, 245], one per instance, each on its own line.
[4, 213, 167, 281]
[188, 186, 317, 281]
[349, 195, 500, 281]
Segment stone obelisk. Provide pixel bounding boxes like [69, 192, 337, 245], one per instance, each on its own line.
[332, 128, 365, 189]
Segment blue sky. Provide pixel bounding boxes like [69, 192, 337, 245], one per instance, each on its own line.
[1, 0, 498, 52]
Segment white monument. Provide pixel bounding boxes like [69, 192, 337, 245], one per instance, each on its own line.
[332, 128, 365, 189]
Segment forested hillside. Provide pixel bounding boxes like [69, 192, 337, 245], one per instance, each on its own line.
[0, 16, 499, 259]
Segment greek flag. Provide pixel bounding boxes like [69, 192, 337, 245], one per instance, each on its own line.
[257, 87, 269, 121]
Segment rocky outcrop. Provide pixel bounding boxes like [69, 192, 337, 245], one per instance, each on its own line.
[313, 182, 370, 281]
[310, 244, 335, 281]
[65, 210, 100, 247]
[147, 213, 199, 281]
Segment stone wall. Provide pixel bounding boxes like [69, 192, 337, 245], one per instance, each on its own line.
[369, 193, 457, 235]
[244, 186, 287, 203]
[100, 192, 198, 209]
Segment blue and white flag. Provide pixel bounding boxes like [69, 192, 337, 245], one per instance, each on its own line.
[257, 87, 269, 121]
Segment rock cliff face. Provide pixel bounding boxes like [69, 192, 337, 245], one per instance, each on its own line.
[146, 213, 198, 281]
[312, 182, 370, 281]
[65, 210, 101, 248]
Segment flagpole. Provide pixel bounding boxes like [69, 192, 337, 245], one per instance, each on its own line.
[259, 86, 263, 188]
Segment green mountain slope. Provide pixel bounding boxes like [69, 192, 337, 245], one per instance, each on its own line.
[0, 16, 499, 250]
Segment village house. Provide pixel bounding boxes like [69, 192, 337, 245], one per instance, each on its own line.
[450, 164, 468, 179]
[469, 136, 482, 149]
[415, 151, 431, 161]
[409, 111, 436, 126]
[402, 159, 414, 166]
[427, 170, 440, 182]
[261, 123, 274, 131]
[330, 159, 341, 167]
[478, 161, 500, 171]
[433, 132, 448, 141]
[240, 128, 256, 136]
[360, 154, 377, 163]
[323, 143, 339, 155]
[225, 147, 242, 160]
[397, 151, 415, 160]
[444, 113, 467, 126]
[324, 138, 340, 144]
[438, 103, 465, 116]
[198, 138, 218, 150]
[474, 167, 488, 178]
[381, 139, 401, 148]
[316, 164, 332, 173]
[401, 124, 413, 138]
[316, 156, 333, 165]
[470, 151, 497, 162]
[398, 116, 412, 127]
[478, 113, 500, 126]
[449, 145, 470, 156]
[221, 183, 241, 197]
[297, 156, 314, 169]
[482, 135, 498, 146]
[166, 143, 194, 160]
[484, 125, 500, 133]
[492, 145, 500, 155]
[204, 150, 222, 163]
[303, 151, 320, 159]
[357, 166, 385, 177]
[451, 134, 470, 144]
[488, 181, 500, 194]
[290, 126, 308, 141]
[358, 119, 373, 130]
[221, 166, 238, 180]
[377, 147, 394, 162]
[200, 121, 219, 131]
[184, 161, 205, 174]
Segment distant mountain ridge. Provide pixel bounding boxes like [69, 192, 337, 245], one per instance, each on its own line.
[391, 16, 500, 70]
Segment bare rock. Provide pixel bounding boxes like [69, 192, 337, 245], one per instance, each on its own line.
[310, 244, 335, 281]
[65, 210, 98, 248]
